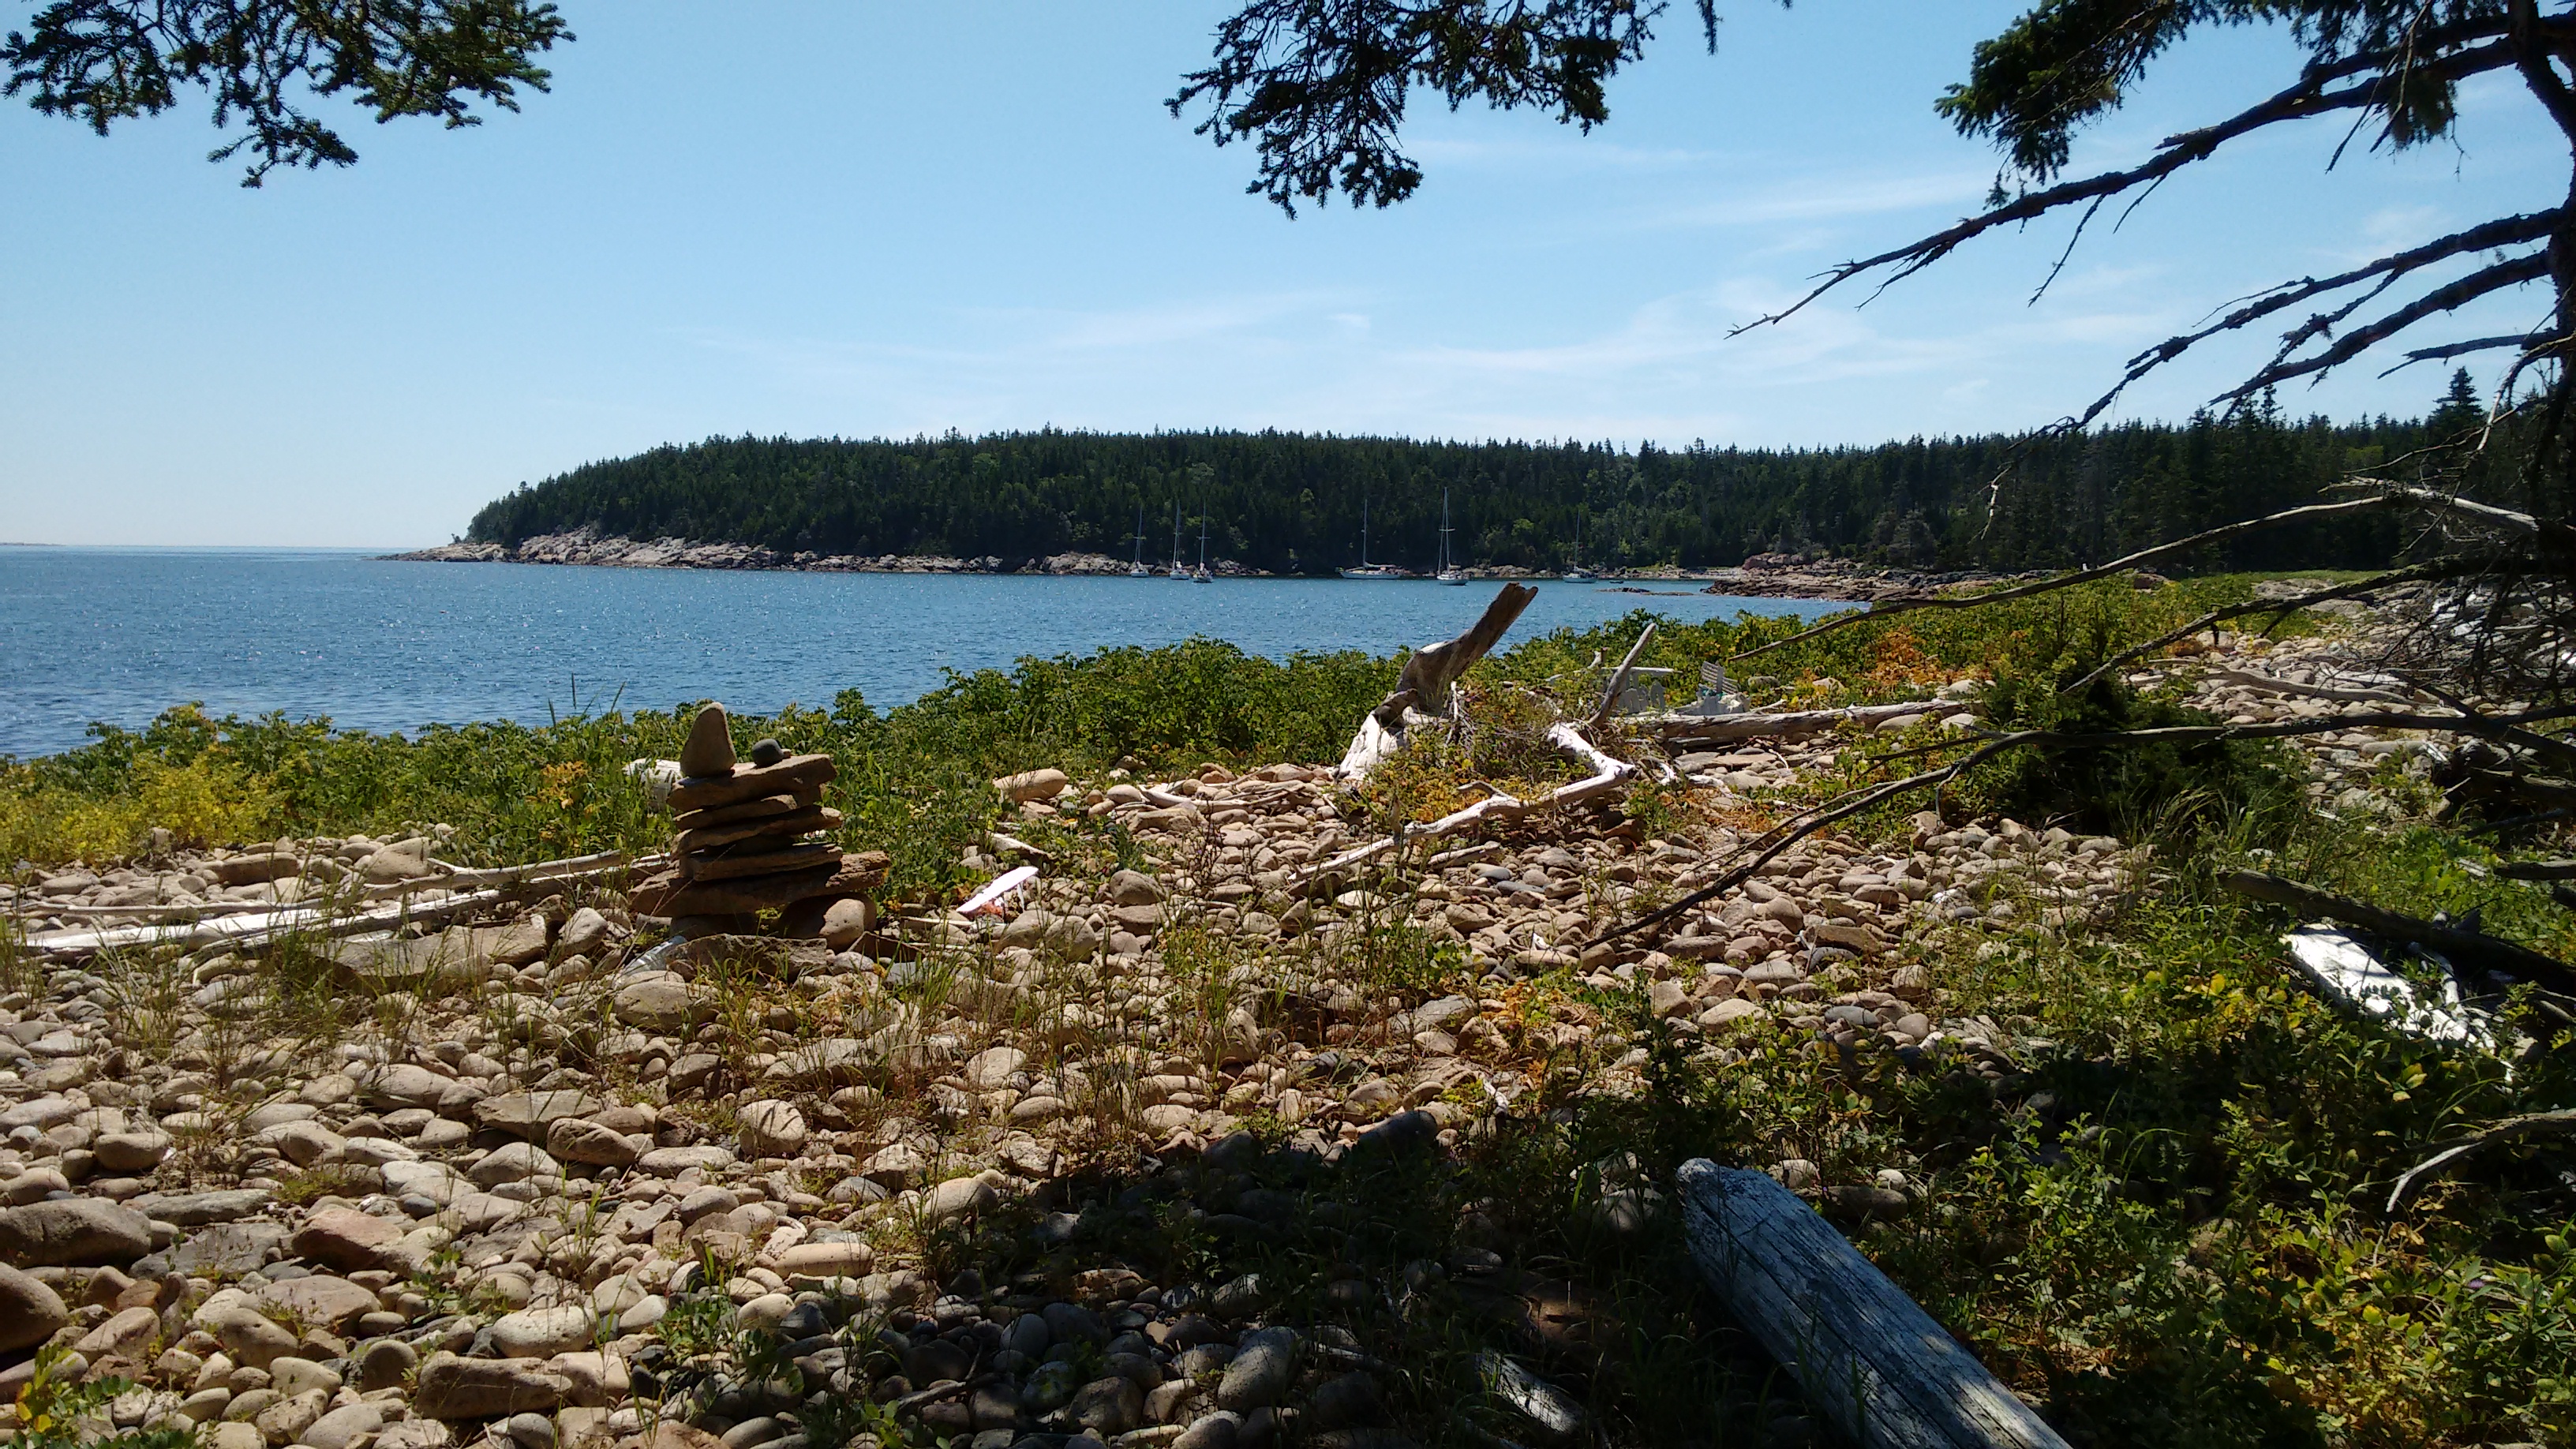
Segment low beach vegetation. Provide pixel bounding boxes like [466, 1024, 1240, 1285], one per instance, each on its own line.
[6, 573, 2573, 1447]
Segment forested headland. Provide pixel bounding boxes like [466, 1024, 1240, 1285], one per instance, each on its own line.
[461, 380, 2491, 576]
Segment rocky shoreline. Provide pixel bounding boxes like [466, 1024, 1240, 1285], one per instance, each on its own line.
[384, 533, 2019, 600]
[0, 614, 2424, 1449]
[1688, 553, 2041, 602]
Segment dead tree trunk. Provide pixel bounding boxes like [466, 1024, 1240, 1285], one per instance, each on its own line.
[1678, 1160, 2071, 1449]
[1336, 582, 1537, 779]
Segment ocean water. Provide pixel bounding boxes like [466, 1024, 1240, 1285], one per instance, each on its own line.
[0, 548, 1836, 758]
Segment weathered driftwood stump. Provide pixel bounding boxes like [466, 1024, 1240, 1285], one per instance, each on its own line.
[1677, 1159, 2070, 1449]
[1335, 582, 1537, 779]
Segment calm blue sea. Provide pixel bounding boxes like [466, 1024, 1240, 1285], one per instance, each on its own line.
[0, 548, 1835, 758]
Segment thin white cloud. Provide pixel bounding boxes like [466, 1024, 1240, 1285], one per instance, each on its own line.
[1647, 169, 1991, 227]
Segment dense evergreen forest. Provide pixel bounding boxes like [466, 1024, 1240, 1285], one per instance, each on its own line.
[465, 380, 2492, 575]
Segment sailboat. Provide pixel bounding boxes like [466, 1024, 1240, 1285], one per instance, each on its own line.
[1166, 501, 1190, 580]
[1563, 511, 1595, 581]
[1128, 504, 1151, 578]
[1341, 489, 1407, 579]
[1436, 490, 1466, 585]
[1193, 510, 1212, 582]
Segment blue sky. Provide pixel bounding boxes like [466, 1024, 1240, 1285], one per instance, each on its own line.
[0, 1, 2556, 546]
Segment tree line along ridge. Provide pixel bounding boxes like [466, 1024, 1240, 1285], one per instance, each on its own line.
[465, 384, 2490, 577]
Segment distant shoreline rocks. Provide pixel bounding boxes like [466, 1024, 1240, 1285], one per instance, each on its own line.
[386, 529, 2022, 598]
[385, 530, 1277, 576]
[1691, 552, 2045, 601]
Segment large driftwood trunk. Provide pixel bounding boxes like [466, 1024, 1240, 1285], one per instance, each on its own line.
[1677, 1160, 2070, 1449]
[1337, 583, 1537, 779]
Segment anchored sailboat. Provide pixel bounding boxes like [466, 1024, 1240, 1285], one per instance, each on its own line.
[1129, 504, 1151, 577]
[1166, 501, 1189, 580]
[1193, 510, 1211, 582]
[1563, 510, 1594, 581]
[1436, 490, 1466, 585]
[1341, 488, 1406, 579]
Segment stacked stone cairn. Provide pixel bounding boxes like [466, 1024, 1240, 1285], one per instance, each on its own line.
[626, 704, 886, 937]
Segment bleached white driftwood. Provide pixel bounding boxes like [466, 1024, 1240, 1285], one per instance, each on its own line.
[1638, 700, 1934, 742]
[23, 852, 657, 960]
[6, 850, 632, 928]
[1299, 723, 1631, 883]
[2278, 924, 2496, 1046]
[1678, 1160, 2072, 1449]
[1337, 583, 1538, 780]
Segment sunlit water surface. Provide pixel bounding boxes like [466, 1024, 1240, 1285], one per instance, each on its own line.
[0, 548, 1835, 757]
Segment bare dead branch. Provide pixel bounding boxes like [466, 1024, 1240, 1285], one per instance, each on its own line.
[2215, 252, 2554, 403]
[1732, 36, 2525, 339]
[1581, 729, 2057, 949]
[2226, 869, 2576, 994]
[2333, 483, 2576, 551]
[2071, 211, 2561, 427]
[2387, 1108, 2576, 1214]
[2379, 328, 2556, 374]
[1589, 621, 1657, 731]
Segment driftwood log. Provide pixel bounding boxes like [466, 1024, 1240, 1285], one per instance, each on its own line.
[23, 851, 658, 961]
[2224, 870, 2576, 996]
[2497, 858, 2576, 881]
[1678, 1160, 2071, 1449]
[1337, 583, 1537, 780]
[1638, 700, 1938, 743]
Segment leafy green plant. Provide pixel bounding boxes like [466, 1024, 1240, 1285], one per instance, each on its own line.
[9, 1344, 196, 1449]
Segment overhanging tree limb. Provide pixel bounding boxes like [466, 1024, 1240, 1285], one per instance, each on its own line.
[1732, 35, 2529, 339]
[2072, 210, 2563, 427]
[2215, 252, 2556, 402]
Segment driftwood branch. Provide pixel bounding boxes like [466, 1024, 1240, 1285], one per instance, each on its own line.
[23, 852, 658, 961]
[2224, 869, 2576, 995]
[1678, 1160, 2072, 1449]
[2386, 1108, 2576, 1214]
[891, 1372, 1000, 1417]
[1303, 722, 1631, 884]
[1587, 622, 1657, 731]
[2200, 668, 2416, 706]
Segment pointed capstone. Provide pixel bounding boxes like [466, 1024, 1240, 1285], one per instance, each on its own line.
[679, 704, 737, 779]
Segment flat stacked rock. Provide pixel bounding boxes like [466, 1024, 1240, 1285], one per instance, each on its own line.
[627, 704, 888, 919]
